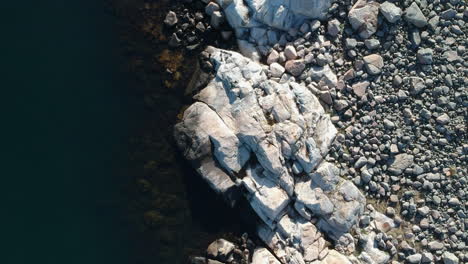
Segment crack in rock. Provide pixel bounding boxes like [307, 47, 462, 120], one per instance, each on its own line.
[175, 48, 367, 263]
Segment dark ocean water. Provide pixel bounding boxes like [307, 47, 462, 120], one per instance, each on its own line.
[2, 1, 242, 263]
[3, 1, 139, 263]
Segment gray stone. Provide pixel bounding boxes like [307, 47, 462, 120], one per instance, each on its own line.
[345, 38, 358, 49]
[428, 15, 439, 31]
[407, 254, 422, 263]
[388, 154, 414, 175]
[267, 50, 279, 65]
[327, 19, 341, 37]
[358, 232, 390, 264]
[355, 157, 368, 169]
[242, 165, 290, 227]
[168, 33, 181, 47]
[363, 54, 384, 75]
[285, 59, 306, 76]
[269, 62, 285, 77]
[295, 181, 335, 216]
[417, 48, 433, 64]
[310, 162, 340, 191]
[421, 252, 433, 263]
[190, 256, 207, 264]
[404, 2, 427, 28]
[364, 39, 380, 50]
[211, 11, 224, 29]
[409, 77, 425, 95]
[175, 103, 240, 198]
[383, 119, 395, 129]
[316, 54, 329, 66]
[307, 65, 338, 87]
[310, 20, 321, 32]
[207, 260, 223, 264]
[442, 252, 459, 264]
[436, 113, 450, 125]
[428, 241, 444, 251]
[318, 181, 365, 239]
[284, 45, 297, 60]
[348, 0, 380, 39]
[250, 27, 268, 45]
[205, 2, 220, 16]
[380, 2, 402, 23]
[352, 81, 370, 97]
[176, 47, 366, 264]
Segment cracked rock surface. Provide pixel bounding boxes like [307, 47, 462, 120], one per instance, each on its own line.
[169, 0, 468, 263]
[175, 47, 366, 263]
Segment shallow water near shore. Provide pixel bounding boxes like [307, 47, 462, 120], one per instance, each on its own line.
[3, 1, 242, 264]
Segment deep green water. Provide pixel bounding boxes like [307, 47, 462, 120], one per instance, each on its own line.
[3, 1, 138, 263]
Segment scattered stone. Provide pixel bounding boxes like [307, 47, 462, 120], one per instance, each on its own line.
[417, 48, 433, 64]
[352, 81, 369, 97]
[380, 2, 402, 23]
[168, 33, 182, 47]
[164, 11, 178, 27]
[364, 39, 380, 50]
[310, 20, 321, 32]
[428, 241, 444, 251]
[442, 252, 459, 264]
[269, 62, 285, 78]
[345, 38, 358, 49]
[404, 2, 427, 28]
[285, 60, 306, 76]
[436, 113, 450, 125]
[388, 154, 414, 175]
[363, 54, 384, 75]
[284, 45, 297, 60]
[206, 239, 235, 261]
[348, 0, 380, 39]
[407, 253, 422, 263]
[267, 50, 279, 65]
[327, 19, 341, 37]
[173, 1, 468, 262]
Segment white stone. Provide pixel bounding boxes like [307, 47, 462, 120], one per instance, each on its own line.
[380, 2, 402, 23]
[242, 164, 290, 227]
[322, 250, 353, 264]
[237, 40, 260, 61]
[252, 247, 281, 264]
[269, 62, 285, 78]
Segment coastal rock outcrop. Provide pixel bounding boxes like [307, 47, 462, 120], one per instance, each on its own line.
[175, 47, 365, 263]
[208, 0, 331, 59]
[169, 0, 468, 262]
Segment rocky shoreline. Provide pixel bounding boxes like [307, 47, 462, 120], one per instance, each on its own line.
[165, 0, 466, 263]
